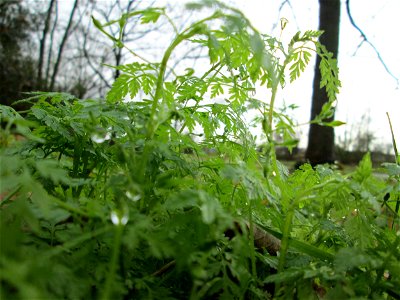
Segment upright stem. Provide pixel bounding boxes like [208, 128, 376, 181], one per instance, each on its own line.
[264, 56, 294, 273]
[263, 56, 289, 181]
[278, 206, 294, 272]
[248, 197, 257, 277]
[101, 224, 123, 300]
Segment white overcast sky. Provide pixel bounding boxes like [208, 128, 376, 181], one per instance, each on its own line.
[231, 0, 400, 151]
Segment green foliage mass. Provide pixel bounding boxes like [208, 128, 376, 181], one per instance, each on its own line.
[1, 2, 399, 299]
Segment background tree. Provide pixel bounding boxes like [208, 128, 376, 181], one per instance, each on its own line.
[1, 0, 157, 104]
[304, 0, 398, 164]
[0, 0, 201, 104]
[305, 0, 340, 165]
[0, 0, 84, 106]
[0, 0, 37, 108]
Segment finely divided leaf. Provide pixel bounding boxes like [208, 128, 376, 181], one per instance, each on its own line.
[106, 74, 140, 103]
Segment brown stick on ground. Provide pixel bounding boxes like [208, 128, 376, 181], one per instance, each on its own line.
[246, 222, 281, 256]
[151, 260, 176, 277]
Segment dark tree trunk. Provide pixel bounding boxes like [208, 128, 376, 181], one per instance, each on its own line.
[306, 0, 341, 165]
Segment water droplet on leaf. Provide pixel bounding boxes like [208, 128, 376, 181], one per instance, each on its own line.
[111, 210, 129, 226]
[126, 191, 141, 202]
[91, 132, 111, 143]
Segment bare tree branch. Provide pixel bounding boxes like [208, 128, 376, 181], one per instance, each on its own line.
[45, 0, 58, 88]
[82, 24, 112, 89]
[50, 0, 79, 91]
[346, 0, 399, 87]
[69, 0, 91, 34]
[113, 0, 136, 79]
[37, 0, 55, 89]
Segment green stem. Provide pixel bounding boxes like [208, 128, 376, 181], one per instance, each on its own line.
[146, 14, 220, 139]
[262, 53, 292, 181]
[386, 112, 399, 165]
[138, 14, 221, 185]
[146, 33, 188, 140]
[101, 224, 124, 300]
[72, 139, 82, 197]
[278, 206, 295, 272]
[247, 198, 257, 277]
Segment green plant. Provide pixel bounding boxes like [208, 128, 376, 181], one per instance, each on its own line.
[1, 2, 399, 299]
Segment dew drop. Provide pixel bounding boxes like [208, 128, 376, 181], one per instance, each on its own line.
[111, 210, 129, 226]
[126, 191, 141, 202]
[91, 132, 111, 143]
[384, 270, 390, 279]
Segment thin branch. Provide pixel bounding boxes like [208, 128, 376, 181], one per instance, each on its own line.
[113, 0, 136, 79]
[82, 20, 112, 89]
[37, 0, 55, 89]
[69, 0, 90, 34]
[346, 0, 399, 87]
[45, 0, 58, 89]
[50, 0, 79, 91]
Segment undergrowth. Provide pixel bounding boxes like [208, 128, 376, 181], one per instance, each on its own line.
[1, 2, 399, 299]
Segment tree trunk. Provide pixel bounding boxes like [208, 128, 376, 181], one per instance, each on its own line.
[305, 0, 341, 165]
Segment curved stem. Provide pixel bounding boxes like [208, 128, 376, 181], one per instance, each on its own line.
[138, 14, 222, 184]
[147, 14, 220, 139]
[263, 53, 292, 180]
[147, 33, 187, 139]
